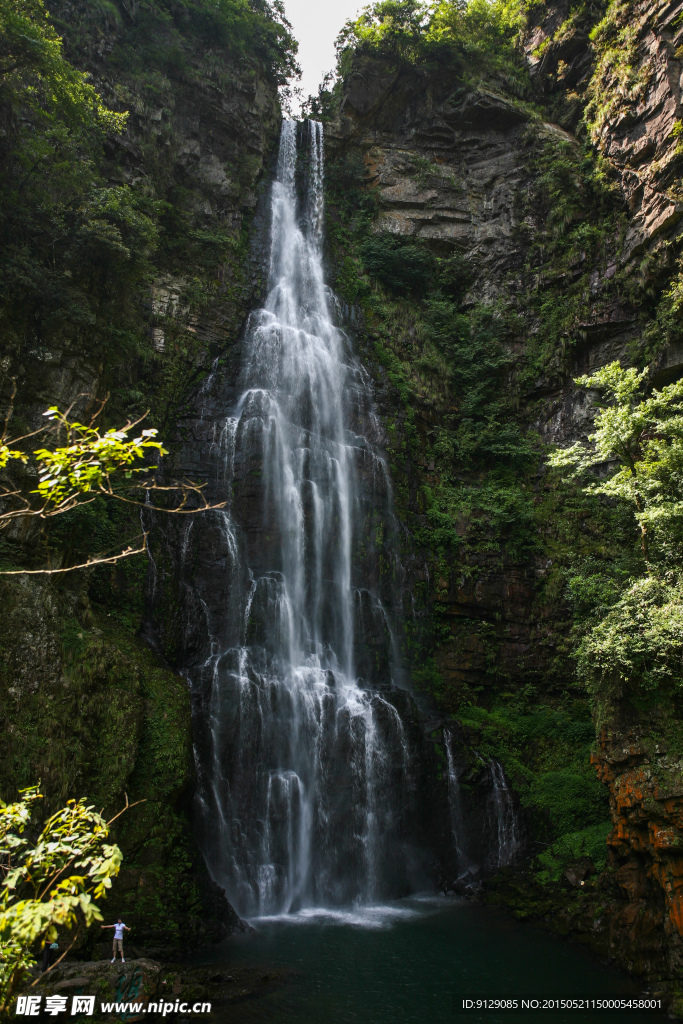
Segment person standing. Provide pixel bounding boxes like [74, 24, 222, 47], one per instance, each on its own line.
[101, 918, 131, 963]
[41, 941, 59, 974]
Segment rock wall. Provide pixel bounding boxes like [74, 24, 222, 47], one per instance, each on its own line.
[323, 0, 683, 1008]
[526, 0, 683, 264]
[0, 0, 285, 946]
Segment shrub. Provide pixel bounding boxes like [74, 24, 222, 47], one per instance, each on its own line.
[360, 236, 436, 295]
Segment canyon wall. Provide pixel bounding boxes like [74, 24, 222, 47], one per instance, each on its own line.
[0, 0, 286, 951]
[322, 0, 683, 1007]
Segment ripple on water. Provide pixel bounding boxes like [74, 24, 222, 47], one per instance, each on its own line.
[251, 900, 429, 930]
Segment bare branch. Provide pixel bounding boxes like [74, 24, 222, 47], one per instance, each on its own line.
[0, 380, 47, 450]
[87, 393, 109, 428]
[105, 794, 147, 829]
[1, 378, 17, 443]
[0, 537, 148, 575]
[99, 480, 227, 514]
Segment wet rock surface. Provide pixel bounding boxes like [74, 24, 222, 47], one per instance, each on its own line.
[329, 58, 540, 303]
[27, 957, 290, 1020]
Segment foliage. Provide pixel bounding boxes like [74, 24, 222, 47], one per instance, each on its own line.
[29, 410, 162, 506]
[1, 403, 163, 521]
[420, 474, 537, 560]
[0, 0, 126, 131]
[35, 414, 162, 505]
[0, 0, 157, 365]
[576, 575, 683, 696]
[0, 787, 122, 1013]
[336, 0, 526, 88]
[338, 0, 430, 63]
[0, 399, 227, 573]
[534, 821, 612, 883]
[0, 0, 296, 401]
[0, 591, 198, 946]
[103, 0, 298, 86]
[546, 364, 683, 703]
[427, 302, 533, 469]
[549, 362, 683, 560]
[360, 236, 435, 295]
[584, 0, 650, 141]
[517, 131, 625, 387]
[460, 701, 610, 843]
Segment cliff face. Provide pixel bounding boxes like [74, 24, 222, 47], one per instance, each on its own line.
[0, 0, 286, 947]
[527, 0, 683, 265]
[324, 0, 683, 1007]
[3, 0, 281, 432]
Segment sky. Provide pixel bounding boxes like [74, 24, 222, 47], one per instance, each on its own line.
[282, 0, 366, 104]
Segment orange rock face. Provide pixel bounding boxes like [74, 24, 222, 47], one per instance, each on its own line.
[592, 726, 683, 976]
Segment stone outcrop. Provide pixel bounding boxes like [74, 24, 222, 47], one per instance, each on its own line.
[330, 61, 540, 302]
[32, 959, 164, 1019]
[28, 956, 291, 1020]
[524, 0, 683, 263]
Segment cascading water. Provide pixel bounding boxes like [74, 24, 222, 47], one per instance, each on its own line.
[487, 760, 523, 869]
[443, 729, 471, 879]
[173, 120, 424, 918]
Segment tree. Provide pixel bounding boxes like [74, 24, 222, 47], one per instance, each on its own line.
[0, 787, 128, 1014]
[0, 393, 225, 574]
[335, 0, 524, 81]
[337, 1, 430, 63]
[0, 0, 125, 131]
[548, 361, 683, 561]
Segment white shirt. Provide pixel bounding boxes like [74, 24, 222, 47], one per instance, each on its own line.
[114, 923, 126, 940]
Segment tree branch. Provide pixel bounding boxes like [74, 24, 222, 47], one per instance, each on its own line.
[29, 937, 77, 988]
[0, 537, 148, 575]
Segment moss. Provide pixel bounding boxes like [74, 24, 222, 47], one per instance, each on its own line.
[321, 33, 645, 889]
[584, 0, 652, 140]
[0, 572, 200, 941]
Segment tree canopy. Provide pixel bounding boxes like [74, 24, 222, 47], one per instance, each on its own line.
[549, 362, 683, 700]
[335, 0, 525, 84]
[549, 362, 683, 561]
[0, 787, 124, 1014]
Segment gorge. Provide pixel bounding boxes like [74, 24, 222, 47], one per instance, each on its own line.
[157, 116, 433, 916]
[2, 0, 683, 1017]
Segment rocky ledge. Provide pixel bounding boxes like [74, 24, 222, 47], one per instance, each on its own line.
[28, 956, 290, 1021]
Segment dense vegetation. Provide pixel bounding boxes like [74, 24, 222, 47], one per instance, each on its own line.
[0, 0, 296, 950]
[319, 0, 683, 903]
[0, 788, 123, 1013]
[0, 0, 296, 573]
[0, 0, 296, 402]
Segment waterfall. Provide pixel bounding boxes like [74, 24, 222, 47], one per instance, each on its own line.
[177, 121, 422, 918]
[444, 729, 471, 879]
[487, 760, 522, 869]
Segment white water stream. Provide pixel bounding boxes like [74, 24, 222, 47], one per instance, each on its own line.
[189, 120, 418, 918]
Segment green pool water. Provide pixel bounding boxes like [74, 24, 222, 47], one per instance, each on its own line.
[203, 896, 668, 1024]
